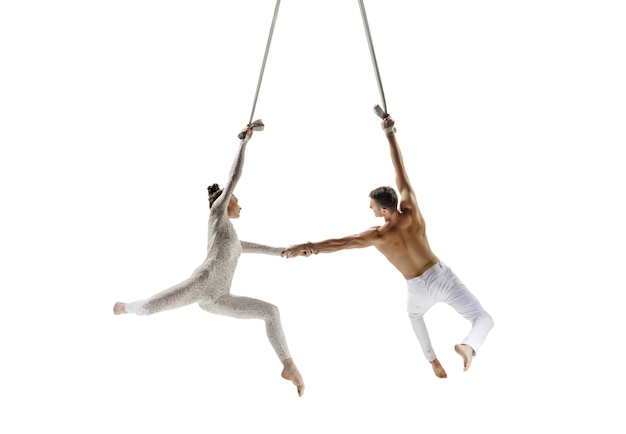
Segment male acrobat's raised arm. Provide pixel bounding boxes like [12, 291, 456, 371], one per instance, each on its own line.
[382, 115, 420, 218]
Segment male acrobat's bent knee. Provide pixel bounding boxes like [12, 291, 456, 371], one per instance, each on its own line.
[481, 312, 495, 331]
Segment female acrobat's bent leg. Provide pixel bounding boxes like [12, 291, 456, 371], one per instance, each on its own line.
[199, 294, 291, 361]
[199, 294, 305, 396]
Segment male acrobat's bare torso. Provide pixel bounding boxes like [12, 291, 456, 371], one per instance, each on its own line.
[373, 208, 440, 281]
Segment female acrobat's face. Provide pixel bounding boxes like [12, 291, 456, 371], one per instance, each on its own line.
[227, 195, 241, 219]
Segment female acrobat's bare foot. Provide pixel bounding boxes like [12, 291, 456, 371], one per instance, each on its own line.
[281, 358, 305, 397]
[454, 344, 474, 371]
[430, 359, 447, 378]
[113, 302, 127, 315]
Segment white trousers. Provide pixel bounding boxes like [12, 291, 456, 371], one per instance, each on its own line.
[407, 262, 494, 362]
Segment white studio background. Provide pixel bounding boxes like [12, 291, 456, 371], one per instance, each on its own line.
[1, 1, 624, 433]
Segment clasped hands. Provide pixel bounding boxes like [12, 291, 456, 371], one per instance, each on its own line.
[281, 243, 318, 258]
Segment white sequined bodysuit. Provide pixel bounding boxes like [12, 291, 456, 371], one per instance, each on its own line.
[124, 134, 291, 361]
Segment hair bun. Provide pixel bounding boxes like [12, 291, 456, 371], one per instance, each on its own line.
[207, 183, 220, 195]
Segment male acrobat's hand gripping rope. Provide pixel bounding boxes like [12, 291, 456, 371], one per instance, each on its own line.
[373, 104, 397, 134]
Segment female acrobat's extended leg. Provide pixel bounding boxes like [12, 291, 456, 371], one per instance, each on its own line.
[199, 294, 305, 397]
[114, 276, 203, 316]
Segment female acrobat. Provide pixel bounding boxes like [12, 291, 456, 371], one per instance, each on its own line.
[114, 122, 306, 396]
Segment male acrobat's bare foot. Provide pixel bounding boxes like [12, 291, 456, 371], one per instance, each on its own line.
[430, 359, 448, 378]
[455, 344, 474, 371]
[113, 302, 127, 315]
[281, 358, 305, 397]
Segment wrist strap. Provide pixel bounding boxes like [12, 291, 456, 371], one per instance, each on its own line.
[238, 119, 265, 139]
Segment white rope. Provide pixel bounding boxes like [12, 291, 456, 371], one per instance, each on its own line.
[239, 0, 282, 138]
[358, 0, 388, 117]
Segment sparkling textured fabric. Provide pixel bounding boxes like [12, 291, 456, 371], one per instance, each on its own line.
[124, 135, 291, 361]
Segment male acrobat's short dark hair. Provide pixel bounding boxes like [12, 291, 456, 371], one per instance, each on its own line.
[369, 186, 398, 214]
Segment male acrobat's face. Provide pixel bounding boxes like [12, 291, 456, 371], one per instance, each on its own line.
[369, 198, 385, 218]
[227, 196, 241, 219]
